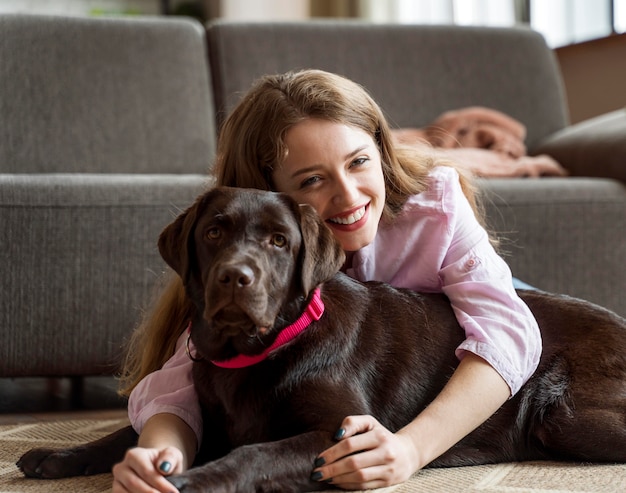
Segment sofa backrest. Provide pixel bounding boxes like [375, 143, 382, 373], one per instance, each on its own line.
[0, 14, 216, 174]
[207, 21, 569, 151]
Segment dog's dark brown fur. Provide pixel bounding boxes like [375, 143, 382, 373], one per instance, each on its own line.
[18, 187, 626, 492]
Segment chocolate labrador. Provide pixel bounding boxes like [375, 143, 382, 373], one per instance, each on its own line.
[18, 187, 626, 492]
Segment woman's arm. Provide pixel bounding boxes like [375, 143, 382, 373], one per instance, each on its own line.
[311, 353, 509, 489]
[138, 413, 198, 469]
[112, 413, 197, 493]
[114, 333, 202, 492]
[127, 331, 203, 447]
[401, 353, 510, 465]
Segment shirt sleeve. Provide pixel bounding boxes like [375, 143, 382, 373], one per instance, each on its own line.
[127, 331, 203, 446]
[438, 171, 542, 396]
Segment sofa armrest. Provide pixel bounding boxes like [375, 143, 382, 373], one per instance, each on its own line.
[532, 108, 626, 182]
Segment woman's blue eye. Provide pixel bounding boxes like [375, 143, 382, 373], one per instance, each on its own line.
[300, 176, 321, 188]
[352, 157, 369, 167]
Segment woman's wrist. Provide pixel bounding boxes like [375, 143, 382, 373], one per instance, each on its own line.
[138, 413, 197, 470]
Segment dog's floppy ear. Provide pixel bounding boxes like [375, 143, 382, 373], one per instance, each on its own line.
[158, 198, 201, 282]
[296, 202, 346, 295]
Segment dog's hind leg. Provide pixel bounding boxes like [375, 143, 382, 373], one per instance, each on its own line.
[533, 381, 626, 462]
[17, 424, 138, 479]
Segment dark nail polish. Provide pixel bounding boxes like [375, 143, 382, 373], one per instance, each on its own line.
[159, 461, 172, 473]
[334, 428, 346, 440]
[314, 457, 325, 468]
[310, 471, 324, 481]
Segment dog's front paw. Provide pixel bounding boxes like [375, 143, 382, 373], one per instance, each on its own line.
[17, 446, 107, 479]
[168, 471, 205, 493]
[168, 467, 244, 493]
[168, 466, 297, 493]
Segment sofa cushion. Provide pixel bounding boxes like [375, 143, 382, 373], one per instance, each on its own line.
[207, 21, 568, 149]
[0, 174, 210, 376]
[0, 14, 216, 174]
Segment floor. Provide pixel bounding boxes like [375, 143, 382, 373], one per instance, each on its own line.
[0, 376, 128, 424]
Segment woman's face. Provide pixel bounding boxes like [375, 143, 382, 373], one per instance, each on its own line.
[273, 118, 386, 253]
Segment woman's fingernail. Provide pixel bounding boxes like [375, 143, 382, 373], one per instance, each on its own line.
[334, 428, 346, 440]
[314, 456, 325, 468]
[310, 471, 324, 481]
[159, 461, 172, 473]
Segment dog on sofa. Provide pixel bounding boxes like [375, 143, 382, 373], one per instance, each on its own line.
[18, 187, 626, 492]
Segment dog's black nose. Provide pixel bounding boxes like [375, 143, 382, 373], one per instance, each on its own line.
[217, 264, 255, 288]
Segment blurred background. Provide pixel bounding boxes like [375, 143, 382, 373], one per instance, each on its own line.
[1, 0, 625, 47]
[1, 0, 624, 124]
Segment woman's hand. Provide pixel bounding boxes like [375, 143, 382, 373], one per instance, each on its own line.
[112, 446, 182, 493]
[311, 354, 511, 490]
[310, 415, 420, 490]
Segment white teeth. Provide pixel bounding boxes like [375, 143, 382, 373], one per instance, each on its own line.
[329, 206, 365, 225]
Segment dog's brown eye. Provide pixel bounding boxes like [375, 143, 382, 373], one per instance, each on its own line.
[271, 234, 287, 248]
[206, 227, 221, 240]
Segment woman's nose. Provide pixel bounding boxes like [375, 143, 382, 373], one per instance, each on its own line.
[332, 175, 359, 205]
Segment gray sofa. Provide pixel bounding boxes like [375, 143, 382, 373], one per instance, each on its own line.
[1, 15, 624, 380]
[0, 14, 214, 377]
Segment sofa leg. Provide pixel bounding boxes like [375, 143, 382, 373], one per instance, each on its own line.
[69, 376, 85, 408]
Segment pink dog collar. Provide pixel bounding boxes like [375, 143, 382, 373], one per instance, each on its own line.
[210, 287, 324, 369]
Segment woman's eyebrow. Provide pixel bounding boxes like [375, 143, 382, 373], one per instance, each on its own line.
[344, 145, 368, 161]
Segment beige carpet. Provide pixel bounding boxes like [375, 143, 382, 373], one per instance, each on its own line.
[1, 418, 625, 493]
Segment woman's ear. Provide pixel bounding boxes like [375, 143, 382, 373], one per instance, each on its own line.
[296, 203, 346, 295]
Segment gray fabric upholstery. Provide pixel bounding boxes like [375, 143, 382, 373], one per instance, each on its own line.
[1, 174, 210, 376]
[0, 14, 215, 174]
[207, 21, 568, 149]
[481, 178, 626, 316]
[1, 15, 216, 377]
[206, 20, 626, 318]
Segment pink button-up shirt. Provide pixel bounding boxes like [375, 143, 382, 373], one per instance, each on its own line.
[128, 166, 542, 445]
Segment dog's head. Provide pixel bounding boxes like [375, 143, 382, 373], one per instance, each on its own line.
[158, 187, 345, 361]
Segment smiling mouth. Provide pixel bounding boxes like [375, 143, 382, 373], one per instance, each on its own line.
[328, 204, 367, 225]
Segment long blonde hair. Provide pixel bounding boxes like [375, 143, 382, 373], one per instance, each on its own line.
[118, 69, 482, 396]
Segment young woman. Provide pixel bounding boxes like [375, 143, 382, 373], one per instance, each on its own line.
[112, 69, 541, 493]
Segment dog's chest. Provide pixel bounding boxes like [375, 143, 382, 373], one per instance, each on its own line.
[195, 363, 289, 444]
